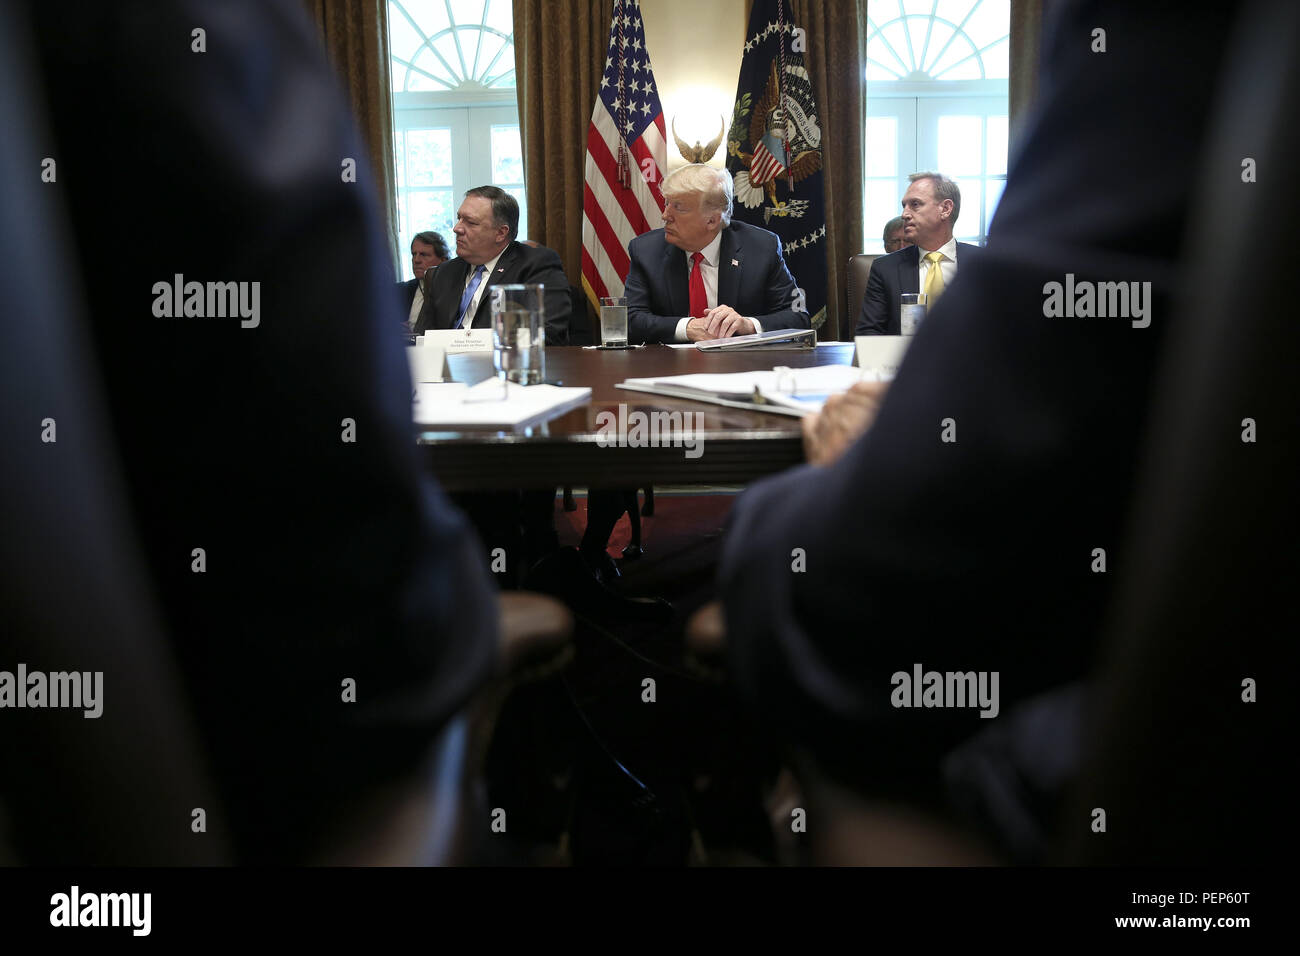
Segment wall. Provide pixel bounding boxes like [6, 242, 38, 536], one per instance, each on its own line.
[640, 0, 745, 172]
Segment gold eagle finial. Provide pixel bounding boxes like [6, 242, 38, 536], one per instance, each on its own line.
[671, 114, 727, 164]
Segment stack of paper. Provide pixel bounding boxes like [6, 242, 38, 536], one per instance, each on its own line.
[413, 379, 591, 428]
[618, 364, 882, 417]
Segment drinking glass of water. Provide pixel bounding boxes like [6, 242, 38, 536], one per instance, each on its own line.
[490, 284, 546, 384]
[599, 296, 628, 347]
[900, 292, 928, 336]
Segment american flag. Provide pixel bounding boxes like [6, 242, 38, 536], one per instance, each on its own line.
[581, 0, 666, 308]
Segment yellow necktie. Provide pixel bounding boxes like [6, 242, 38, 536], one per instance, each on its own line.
[923, 251, 946, 301]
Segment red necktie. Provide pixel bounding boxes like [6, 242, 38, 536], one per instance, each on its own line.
[689, 251, 708, 318]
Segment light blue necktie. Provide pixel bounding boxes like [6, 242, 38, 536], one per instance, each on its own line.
[454, 264, 486, 329]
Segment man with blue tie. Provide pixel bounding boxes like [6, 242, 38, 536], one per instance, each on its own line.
[856, 172, 983, 335]
[414, 187, 570, 587]
[414, 186, 571, 344]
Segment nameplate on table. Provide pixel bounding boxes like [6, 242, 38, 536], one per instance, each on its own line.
[853, 335, 910, 378]
[406, 343, 446, 383]
[422, 328, 493, 353]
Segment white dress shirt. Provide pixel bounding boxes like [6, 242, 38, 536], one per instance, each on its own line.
[671, 232, 764, 341]
[460, 248, 506, 329]
[916, 236, 960, 296]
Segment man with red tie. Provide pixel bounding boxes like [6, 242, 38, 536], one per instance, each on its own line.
[625, 164, 810, 344]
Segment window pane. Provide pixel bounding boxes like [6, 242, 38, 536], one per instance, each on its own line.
[405, 129, 453, 187]
[407, 58, 447, 92]
[938, 116, 984, 176]
[865, 179, 904, 250]
[504, 186, 528, 243]
[934, 45, 983, 80]
[484, 0, 513, 36]
[491, 125, 523, 184]
[979, 36, 1010, 81]
[965, 1, 1012, 63]
[986, 116, 1008, 175]
[393, 129, 405, 188]
[864, 117, 898, 177]
[907, 18, 932, 70]
[387, 4, 423, 64]
[985, 179, 1006, 233]
[952, 177, 981, 240]
[449, 0, 482, 27]
[433, 34, 464, 80]
[407, 189, 456, 242]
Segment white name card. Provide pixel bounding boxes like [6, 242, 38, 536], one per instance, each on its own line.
[853, 335, 911, 379]
[406, 344, 446, 383]
[421, 328, 493, 353]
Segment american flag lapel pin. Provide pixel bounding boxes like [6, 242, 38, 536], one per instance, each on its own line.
[731, 259, 739, 266]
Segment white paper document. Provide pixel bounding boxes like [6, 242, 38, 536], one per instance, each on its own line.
[618, 364, 884, 417]
[413, 379, 591, 428]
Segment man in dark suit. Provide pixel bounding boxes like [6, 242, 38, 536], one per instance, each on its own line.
[396, 230, 447, 330]
[856, 172, 982, 335]
[415, 187, 570, 345]
[415, 187, 569, 586]
[626, 163, 809, 344]
[17, 0, 498, 863]
[720, 0, 1242, 812]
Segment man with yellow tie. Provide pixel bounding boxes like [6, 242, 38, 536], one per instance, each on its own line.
[855, 171, 983, 335]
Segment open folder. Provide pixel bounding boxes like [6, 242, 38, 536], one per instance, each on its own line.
[617, 364, 881, 417]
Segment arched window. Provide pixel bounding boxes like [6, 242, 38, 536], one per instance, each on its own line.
[864, 0, 1010, 250]
[389, 0, 525, 274]
[389, 0, 516, 91]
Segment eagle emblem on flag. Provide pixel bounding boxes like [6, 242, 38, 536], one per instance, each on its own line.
[730, 60, 822, 213]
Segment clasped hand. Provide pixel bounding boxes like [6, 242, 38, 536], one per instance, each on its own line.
[686, 305, 756, 341]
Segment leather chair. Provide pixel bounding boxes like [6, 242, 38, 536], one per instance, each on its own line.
[844, 254, 880, 338]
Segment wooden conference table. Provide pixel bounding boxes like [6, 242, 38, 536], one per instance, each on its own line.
[419, 343, 855, 491]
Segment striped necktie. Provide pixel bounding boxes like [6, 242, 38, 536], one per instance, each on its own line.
[454, 264, 487, 329]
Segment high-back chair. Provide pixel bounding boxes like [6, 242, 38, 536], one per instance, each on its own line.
[844, 254, 879, 338]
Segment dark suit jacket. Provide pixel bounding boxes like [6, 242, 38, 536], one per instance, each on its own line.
[397, 276, 419, 313]
[719, 0, 1239, 799]
[855, 241, 984, 335]
[415, 242, 571, 345]
[625, 220, 810, 344]
[25, 0, 498, 862]
[395, 272, 433, 325]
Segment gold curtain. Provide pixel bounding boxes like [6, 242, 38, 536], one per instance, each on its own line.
[301, 0, 400, 272]
[1009, 0, 1045, 158]
[790, 0, 867, 340]
[513, 0, 616, 301]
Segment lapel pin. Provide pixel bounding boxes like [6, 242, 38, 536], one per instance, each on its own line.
[731, 259, 739, 266]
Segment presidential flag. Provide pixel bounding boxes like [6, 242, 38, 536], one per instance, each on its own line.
[581, 0, 667, 309]
[725, 0, 827, 330]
